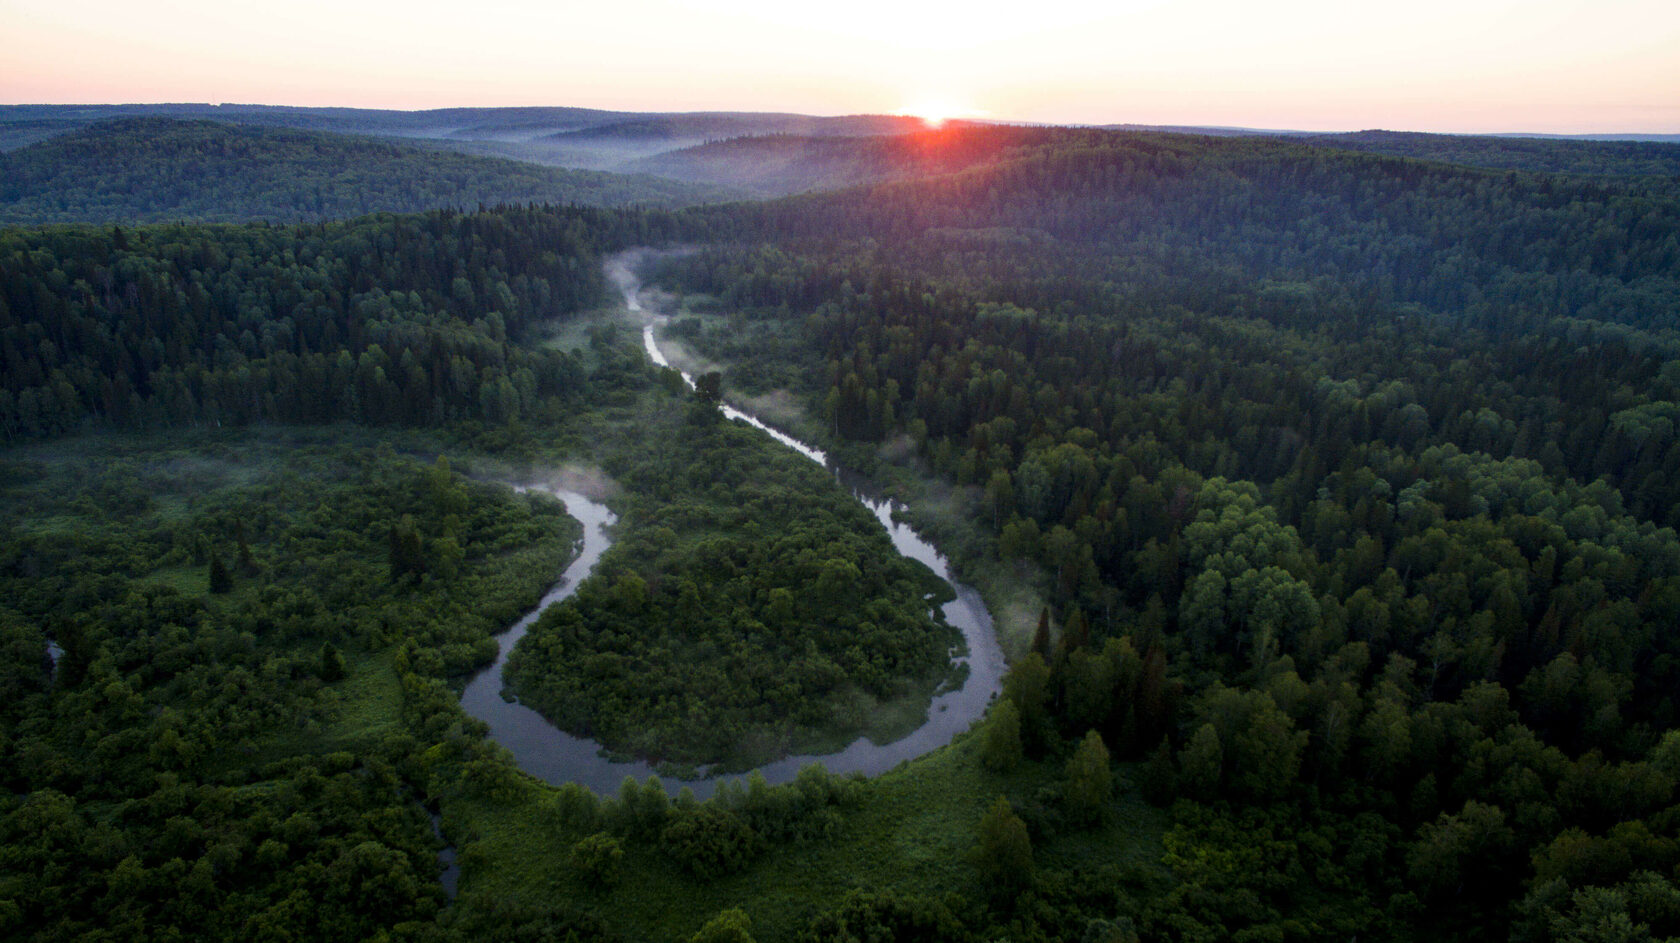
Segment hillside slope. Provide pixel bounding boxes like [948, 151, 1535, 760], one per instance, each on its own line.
[0, 117, 739, 224]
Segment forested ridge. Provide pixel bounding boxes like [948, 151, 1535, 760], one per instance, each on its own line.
[1295, 129, 1680, 178]
[0, 118, 736, 224]
[0, 205, 695, 441]
[643, 127, 1680, 939]
[2, 123, 1679, 941]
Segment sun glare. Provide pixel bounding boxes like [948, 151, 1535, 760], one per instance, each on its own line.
[897, 98, 979, 129]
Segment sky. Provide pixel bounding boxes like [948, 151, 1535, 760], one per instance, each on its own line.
[3, 0, 1678, 133]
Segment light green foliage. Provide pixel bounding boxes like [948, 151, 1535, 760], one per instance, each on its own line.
[974, 796, 1033, 891]
[1064, 730, 1113, 823]
[690, 908, 754, 943]
[980, 699, 1023, 772]
[571, 832, 624, 887]
[1179, 724, 1224, 801]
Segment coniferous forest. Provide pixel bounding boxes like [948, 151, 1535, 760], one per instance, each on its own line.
[2, 117, 1680, 942]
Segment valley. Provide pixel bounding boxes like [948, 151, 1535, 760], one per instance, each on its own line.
[2, 112, 1678, 943]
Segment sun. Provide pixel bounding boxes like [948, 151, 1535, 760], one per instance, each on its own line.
[896, 98, 979, 129]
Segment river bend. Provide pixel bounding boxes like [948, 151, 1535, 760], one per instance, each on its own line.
[457, 257, 1004, 799]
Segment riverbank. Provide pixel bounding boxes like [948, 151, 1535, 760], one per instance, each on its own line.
[458, 256, 1005, 789]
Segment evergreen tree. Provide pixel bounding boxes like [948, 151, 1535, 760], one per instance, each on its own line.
[1031, 607, 1053, 660]
[235, 520, 259, 577]
[1180, 723, 1224, 800]
[1140, 736, 1177, 806]
[981, 700, 1023, 772]
[319, 643, 347, 682]
[207, 553, 232, 595]
[974, 796, 1033, 893]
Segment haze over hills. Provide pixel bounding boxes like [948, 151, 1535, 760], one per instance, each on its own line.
[0, 103, 639, 150]
[0, 104, 936, 170]
[1298, 129, 1680, 177]
[631, 123, 1680, 197]
[3, 93, 1680, 942]
[6, 104, 1673, 207]
[0, 117, 739, 224]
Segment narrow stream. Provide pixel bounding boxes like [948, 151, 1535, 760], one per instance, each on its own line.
[456, 254, 1005, 803]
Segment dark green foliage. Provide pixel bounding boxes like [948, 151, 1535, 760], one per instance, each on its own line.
[389, 514, 427, 581]
[0, 438, 578, 942]
[8, 120, 1680, 942]
[661, 806, 763, 877]
[801, 889, 970, 943]
[449, 898, 620, 943]
[1030, 607, 1052, 660]
[207, 552, 231, 594]
[690, 908, 755, 943]
[979, 700, 1022, 773]
[504, 411, 958, 768]
[319, 642, 347, 681]
[1139, 737, 1176, 807]
[571, 831, 624, 888]
[694, 370, 724, 404]
[1063, 730, 1112, 824]
[973, 797, 1032, 893]
[0, 205, 672, 441]
[0, 117, 731, 225]
[1298, 129, 1680, 178]
[1001, 654, 1053, 756]
[647, 124, 1680, 939]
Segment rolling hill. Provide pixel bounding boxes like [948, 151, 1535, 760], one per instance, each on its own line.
[0, 117, 740, 224]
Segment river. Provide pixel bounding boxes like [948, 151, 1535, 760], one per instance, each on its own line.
[456, 255, 1005, 801]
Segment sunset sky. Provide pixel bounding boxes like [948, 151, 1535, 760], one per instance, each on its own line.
[4, 0, 1678, 133]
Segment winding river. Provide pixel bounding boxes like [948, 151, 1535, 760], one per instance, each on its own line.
[457, 257, 1005, 801]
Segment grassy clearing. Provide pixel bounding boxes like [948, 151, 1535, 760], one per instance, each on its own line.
[141, 564, 206, 595]
[450, 725, 1169, 943]
[312, 651, 407, 750]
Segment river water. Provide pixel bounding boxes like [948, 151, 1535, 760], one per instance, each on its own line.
[456, 256, 1005, 800]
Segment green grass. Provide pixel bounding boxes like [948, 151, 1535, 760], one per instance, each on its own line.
[450, 727, 1169, 943]
[316, 652, 407, 748]
[535, 309, 635, 373]
[142, 564, 207, 595]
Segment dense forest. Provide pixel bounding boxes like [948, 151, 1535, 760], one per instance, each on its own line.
[0, 436, 581, 940]
[506, 396, 958, 770]
[0, 203, 700, 442]
[1298, 129, 1680, 178]
[3, 122, 1679, 941]
[0, 118, 735, 224]
[641, 126, 1680, 939]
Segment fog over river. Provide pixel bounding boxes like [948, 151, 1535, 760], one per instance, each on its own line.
[457, 253, 1004, 800]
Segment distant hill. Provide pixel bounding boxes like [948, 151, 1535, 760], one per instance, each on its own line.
[0, 117, 740, 225]
[625, 122, 1030, 195]
[0, 103, 644, 150]
[474, 113, 938, 170]
[7, 105, 1672, 202]
[1297, 129, 1680, 177]
[0, 104, 935, 167]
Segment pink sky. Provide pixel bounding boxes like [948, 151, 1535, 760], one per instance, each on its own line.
[4, 0, 1678, 133]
